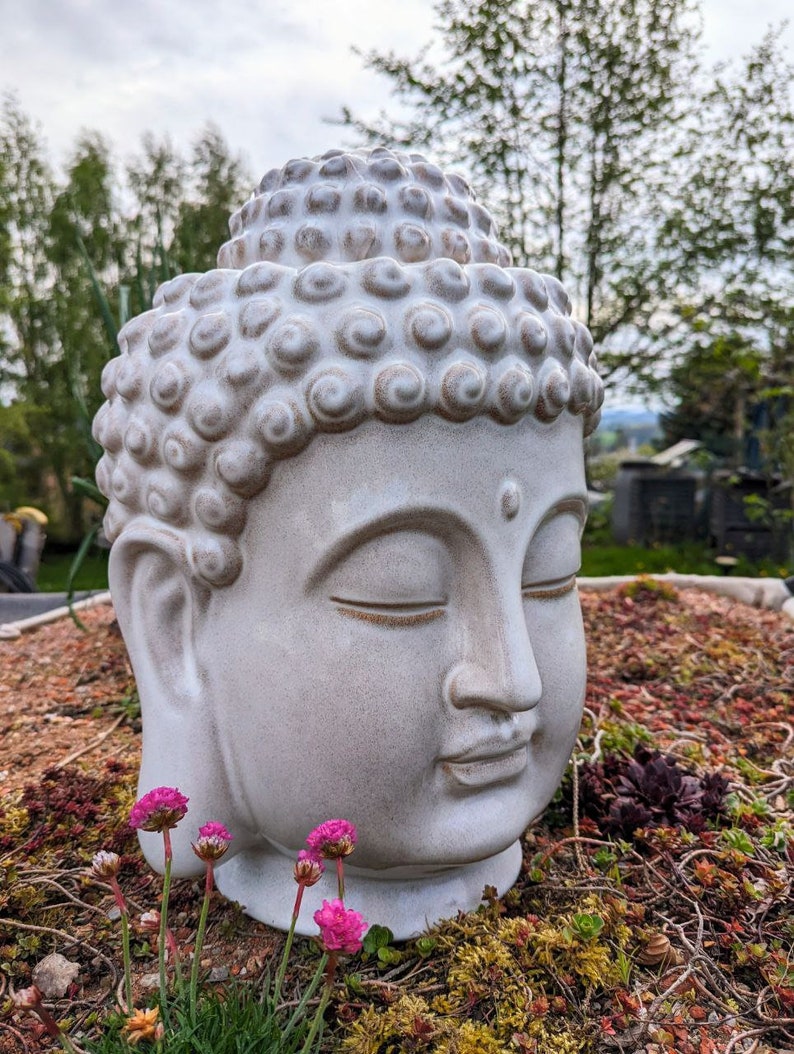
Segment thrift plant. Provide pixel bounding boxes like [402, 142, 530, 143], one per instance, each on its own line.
[189, 821, 232, 1017]
[79, 792, 367, 1052]
[128, 786, 189, 1011]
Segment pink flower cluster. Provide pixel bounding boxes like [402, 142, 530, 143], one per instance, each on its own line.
[305, 819, 357, 859]
[192, 821, 233, 862]
[129, 787, 189, 832]
[313, 899, 367, 955]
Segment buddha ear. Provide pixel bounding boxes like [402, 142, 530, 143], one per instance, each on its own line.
[108, 529, 209, 710]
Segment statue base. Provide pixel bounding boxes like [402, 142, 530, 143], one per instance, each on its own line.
[215, 840, 523, 941]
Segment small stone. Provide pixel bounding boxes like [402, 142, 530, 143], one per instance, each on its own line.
[32, 952, 80, 998]
[208, 966, 229, 983]
[139, 972, 160, 989]
[107, 905, 122, 921]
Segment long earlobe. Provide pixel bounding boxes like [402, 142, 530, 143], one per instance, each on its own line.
[109, 532, 207, 711]
[108, 530, 221, 877]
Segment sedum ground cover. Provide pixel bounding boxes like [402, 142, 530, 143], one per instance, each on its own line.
[0, 581, 792, 1053]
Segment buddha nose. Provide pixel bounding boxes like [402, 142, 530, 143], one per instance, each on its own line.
[444, 598, 542, 715]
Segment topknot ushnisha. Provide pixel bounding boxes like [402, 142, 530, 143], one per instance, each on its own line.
[218, 147, 512, 270]
[94, 147, 603, 587]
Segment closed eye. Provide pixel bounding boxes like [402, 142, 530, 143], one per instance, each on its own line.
[521, 575, 578, 600]
[331, 597, 447, 626]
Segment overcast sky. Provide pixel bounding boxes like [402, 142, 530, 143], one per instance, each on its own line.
[2, 0, 792, 183]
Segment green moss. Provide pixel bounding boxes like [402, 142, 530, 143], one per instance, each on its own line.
[339, 894, 631, 1053]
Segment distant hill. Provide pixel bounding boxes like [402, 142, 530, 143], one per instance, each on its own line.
[594, 405, 662, 454]
[599, 406, 660, 430]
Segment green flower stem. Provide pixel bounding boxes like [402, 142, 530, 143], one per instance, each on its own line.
[300, 954, 337, 1054]
[159, 829, 174, 1019]
[274, 884, 305, 1008]
[30, 1004, 78, 1054]
[189, 862, 214, 1018]
[56, 1032, 79, 1054]
[110, 876, 133, 1013]
[120, 909, 133, 1013]
[336, 858, 345, 901]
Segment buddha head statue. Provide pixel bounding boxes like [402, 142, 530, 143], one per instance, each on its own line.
[93, 147, 603, 938]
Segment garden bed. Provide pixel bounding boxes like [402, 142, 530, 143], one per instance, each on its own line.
[0, 583, 792, 1053]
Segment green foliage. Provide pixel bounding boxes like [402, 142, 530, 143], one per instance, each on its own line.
[170, 125, 250, 274]
[35, 548, 109, 591]
[361, 924, 403, 967]
[759, 820, 794, 854]
[658, 32, 794, 467]
[588, 719, 653, 758]
[580, 539, 782, 577]
[618, 576, 680, 603]
[0, 100, 250, 540]
[342, 893, 633, 1053]
[83, 979, 319, 1054]
[565, 913, 605, 942]
[340, 2, 793, 418]
[0, 401, 41, 509]
[339, 0, 699, 385]
[721, 828, 756, 856]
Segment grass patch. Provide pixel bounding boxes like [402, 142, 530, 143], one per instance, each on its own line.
[580, 540, 790, 578]
[35, 549, 110, 592]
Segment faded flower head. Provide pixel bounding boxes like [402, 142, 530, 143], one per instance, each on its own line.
[138, 910, 161, 934]
[294, 848, 325, 887]
[129, 786, 189, 832]
[192, 821, 233, 862]
[123, 1007, 160, 1046]
[306, 819, 357, 859]
[11, 985, 44, 1011]
[91, 850, 121, 879]
[313, 898, 367, 955]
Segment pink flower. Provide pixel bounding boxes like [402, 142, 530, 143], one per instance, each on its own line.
[198, 821, 232, 841]
[129, 787, 189, 832]
[91, 850, 121, 879]
[11, 986, 44, 1011]
[10, 986, 62, 1040]
[192, 821, 233, 862]
[306, 819, 357, 859]
[294, 848, 325, 887]
[313, 898, 367, 954]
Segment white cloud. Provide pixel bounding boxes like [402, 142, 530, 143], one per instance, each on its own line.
[1, 0, 790, 181]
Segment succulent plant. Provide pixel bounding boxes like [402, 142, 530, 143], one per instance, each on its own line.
[578, 746, 729, 839]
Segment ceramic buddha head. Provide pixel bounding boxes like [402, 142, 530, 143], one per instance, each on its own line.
[93, 147, 603, 938]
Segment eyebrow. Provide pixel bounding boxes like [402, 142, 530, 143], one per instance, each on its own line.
[305, 493, 588, 592]
[304, 504, 472, 592]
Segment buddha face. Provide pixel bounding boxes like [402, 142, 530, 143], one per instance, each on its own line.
[201, 412, 587, 872]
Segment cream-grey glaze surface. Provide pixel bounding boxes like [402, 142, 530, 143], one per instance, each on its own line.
[94, 147, 602, 937]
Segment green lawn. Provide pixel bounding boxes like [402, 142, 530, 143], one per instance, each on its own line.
[35, 549, 110, 592]
[580, 540, 791, 579]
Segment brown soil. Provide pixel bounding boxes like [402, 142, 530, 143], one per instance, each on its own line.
[0, 590, 792, 1053]
[0, 606, 139, 796]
